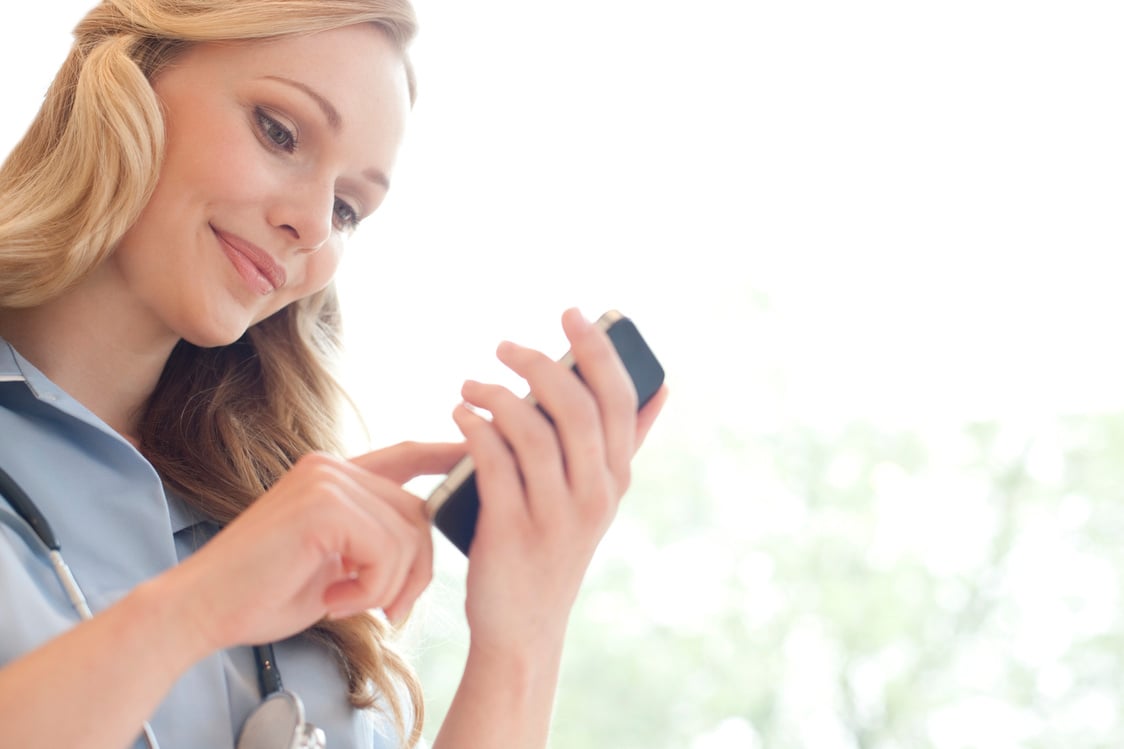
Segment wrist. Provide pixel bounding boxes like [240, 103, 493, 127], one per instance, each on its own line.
[125, 568, 221, 668]
[464, 635, 565, 704]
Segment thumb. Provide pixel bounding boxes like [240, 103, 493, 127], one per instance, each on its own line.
[351, 441, 466, 485]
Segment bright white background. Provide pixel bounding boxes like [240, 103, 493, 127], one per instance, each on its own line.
[4, 1, 1122, 440]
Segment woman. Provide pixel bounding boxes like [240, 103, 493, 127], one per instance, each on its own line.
[0, 1, 667, 747]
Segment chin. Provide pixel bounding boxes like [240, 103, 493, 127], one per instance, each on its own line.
[178, 331, 247, 350]
[173, 295, 291, 349]
[176, 314, 257, 349]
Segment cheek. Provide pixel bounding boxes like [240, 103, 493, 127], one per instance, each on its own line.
[195, 136, 272, 204]
[305, 245, 345, 292]
[162, 113, 269, 207]
[283, 242, 344, 308]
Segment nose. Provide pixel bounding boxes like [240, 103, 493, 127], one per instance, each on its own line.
[268, 177, 334, 252]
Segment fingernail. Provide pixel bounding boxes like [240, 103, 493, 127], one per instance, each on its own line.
[498, 340, 535, 362]
[570, 307, 592, 330]
[453, 401, 483, 422]
[460, 379, 480, 399]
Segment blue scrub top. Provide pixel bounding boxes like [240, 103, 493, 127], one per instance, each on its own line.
[0, 339, 405, 748]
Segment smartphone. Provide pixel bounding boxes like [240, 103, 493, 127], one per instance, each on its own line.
[426, 310, 666, 556]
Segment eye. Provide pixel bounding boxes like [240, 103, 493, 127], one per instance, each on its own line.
[333, 198, 360, 231]
[255, 108, 297, 153]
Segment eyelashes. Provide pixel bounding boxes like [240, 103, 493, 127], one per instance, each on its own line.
[332, 199, 359, 230]
[255, 108, 297, 152]
[253, 107, 362, 231]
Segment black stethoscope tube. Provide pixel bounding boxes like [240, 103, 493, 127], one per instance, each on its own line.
[0, 464, 60, 550]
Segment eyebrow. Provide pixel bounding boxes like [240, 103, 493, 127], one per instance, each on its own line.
[261, 75, 391, 191]
[265, 75, 340, 129]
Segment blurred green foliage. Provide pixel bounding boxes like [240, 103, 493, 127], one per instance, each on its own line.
[405, 406, 1124, 748]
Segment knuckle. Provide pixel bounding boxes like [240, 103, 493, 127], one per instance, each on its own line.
[572, 439, 603, 471]
[518, 417, 558, 457]
[566, 395, 601, 435]
[318, 482, 348, 505]
[473, 444, 513, 476]
[393, 439, 421, 454]
[583, 334, 617, 368]
[576, 476, 620, 525]
[296, 451, 345, 482]
[525, 346, 553, 364]
[298, 450, 336, 469]
[471, 381, 508, 409]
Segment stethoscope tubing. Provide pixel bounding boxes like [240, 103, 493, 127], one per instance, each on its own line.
[0, 464, 58, 549]
[0, 463, 319, 748]
[0, 465, 160, 747]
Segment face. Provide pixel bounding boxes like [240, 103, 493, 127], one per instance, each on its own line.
[109, 24, 410, 348]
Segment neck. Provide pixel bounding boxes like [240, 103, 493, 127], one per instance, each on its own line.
[0, 265, 179, 441]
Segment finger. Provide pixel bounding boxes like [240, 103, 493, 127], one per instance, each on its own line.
[487, 341, 602, 499]
[295, 457, 422, 610]
[350, 441, 467, 484]
[291, 454, 427, 574]
[383, 494, 436, 625]
[318, 513, 396, 616]
[382, 530, 434, 626]
[288, 552, 349, 617]
[327, 455, 432, 523]
[324, 505, 416, 617]
[451, 402, 527, 537]
[460, 376, 568, 512]
[349, 504, 418, 609]
[560, 308, 638, 486]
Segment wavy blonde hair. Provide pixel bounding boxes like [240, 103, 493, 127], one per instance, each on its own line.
[0, 0, 423, 744]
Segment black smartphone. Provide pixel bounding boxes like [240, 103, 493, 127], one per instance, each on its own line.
[426, 310, 666, 556]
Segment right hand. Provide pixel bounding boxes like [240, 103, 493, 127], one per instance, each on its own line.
[164, 441, 463, 652]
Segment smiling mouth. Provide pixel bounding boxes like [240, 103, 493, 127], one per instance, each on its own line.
[212, 226, 286, 295]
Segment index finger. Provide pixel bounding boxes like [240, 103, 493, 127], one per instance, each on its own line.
[350, 441, 466, 485]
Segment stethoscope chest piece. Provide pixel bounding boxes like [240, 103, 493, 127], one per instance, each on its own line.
[237, 690, 326, 749]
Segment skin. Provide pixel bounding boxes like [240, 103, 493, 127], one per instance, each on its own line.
[0, 21, 667, 749]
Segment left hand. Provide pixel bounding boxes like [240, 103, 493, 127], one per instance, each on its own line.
[452, 308, 668, 657]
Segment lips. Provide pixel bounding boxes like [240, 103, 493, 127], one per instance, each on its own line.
[212, 226, 286, 295]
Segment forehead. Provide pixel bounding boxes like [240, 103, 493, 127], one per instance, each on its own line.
[157, 24, 411, 163]
[169, 23, 408, 91]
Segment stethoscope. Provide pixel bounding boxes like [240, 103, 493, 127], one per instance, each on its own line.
[0, 465, 326, 749]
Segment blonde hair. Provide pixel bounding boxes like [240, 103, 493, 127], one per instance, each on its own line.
[0, 0, 423, 744]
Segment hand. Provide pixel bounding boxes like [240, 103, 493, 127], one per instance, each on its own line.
[167, 441, 463, 652]
[452, 308, 668, 655]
